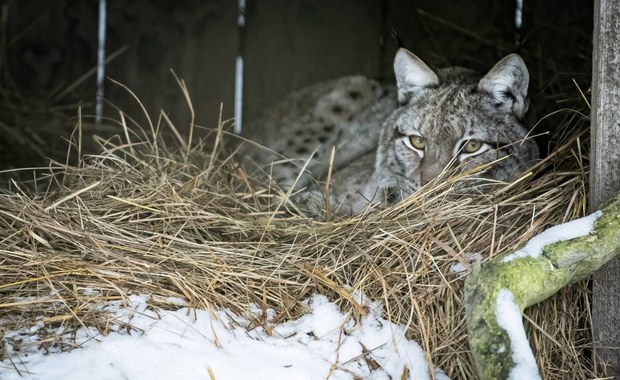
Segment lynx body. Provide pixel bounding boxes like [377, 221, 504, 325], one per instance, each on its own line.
[244, 49, 539, 214]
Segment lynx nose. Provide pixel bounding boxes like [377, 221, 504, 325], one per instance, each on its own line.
[421, 165, 442, 185]
[420, 158, 453, 185]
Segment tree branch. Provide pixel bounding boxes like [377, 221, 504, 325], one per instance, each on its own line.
[465, 191, 620, 379]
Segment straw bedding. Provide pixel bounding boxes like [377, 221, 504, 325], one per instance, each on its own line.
[0, 104, 600, 378]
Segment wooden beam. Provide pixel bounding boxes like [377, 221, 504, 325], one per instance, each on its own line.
[591, 0, 620, 376]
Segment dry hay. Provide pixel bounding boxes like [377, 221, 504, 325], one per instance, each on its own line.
[0, 101, 601, 379]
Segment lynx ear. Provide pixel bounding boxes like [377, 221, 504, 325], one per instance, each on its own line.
[393, 48, 439, 104]
[478, 54, 529, 119]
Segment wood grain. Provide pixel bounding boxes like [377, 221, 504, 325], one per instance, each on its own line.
[591, 0, 620, 375]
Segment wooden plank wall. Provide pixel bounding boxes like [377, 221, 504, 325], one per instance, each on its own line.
[101, 1, 239, 134]
[241, 0, 515, 130]
[591, 0, 620, 376]
[3, 0, 591, 145]
[242, 0, 382, 123]
[3, 0, 516, 138]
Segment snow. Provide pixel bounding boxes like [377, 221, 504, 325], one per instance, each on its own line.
[495, 288, 541, 380]
[1, 294, 449, 380]
[502, 211, 602, 262]
[449, 252, 483, 275]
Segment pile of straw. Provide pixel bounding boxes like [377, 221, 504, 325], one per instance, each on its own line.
[0, 103, 601, 378]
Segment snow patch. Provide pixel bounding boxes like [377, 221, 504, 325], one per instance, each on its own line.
[495, 288, 541, 380]
[1, 294, 450, 380]
[502, 211, 602, 263]
[450, 252, 483, 274]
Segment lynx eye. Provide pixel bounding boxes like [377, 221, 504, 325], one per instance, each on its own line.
[408, 135, 427, 150]
[462, 139, 483, 154]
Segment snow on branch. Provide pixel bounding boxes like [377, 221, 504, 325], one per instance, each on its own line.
[465, 191, 620, 379]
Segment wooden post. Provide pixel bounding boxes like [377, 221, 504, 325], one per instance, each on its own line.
[591, 0, 620, 375]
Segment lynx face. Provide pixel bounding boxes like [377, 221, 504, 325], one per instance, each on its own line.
[367, 49, 539, 204]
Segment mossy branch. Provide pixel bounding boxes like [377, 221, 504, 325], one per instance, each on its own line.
[465, 192, 620, 379]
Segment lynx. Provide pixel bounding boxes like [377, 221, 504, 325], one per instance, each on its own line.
[243, 48, 539, 215]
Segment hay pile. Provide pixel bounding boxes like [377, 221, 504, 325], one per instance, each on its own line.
[0, 105, 601, 378]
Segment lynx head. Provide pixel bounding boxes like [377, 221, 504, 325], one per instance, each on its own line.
[372, 48, 539, 198]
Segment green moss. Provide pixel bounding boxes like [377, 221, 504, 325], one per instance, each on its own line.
[465, 192, 620, 379]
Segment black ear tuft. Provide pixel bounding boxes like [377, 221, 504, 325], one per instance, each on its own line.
[391, 30, 404, 48]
